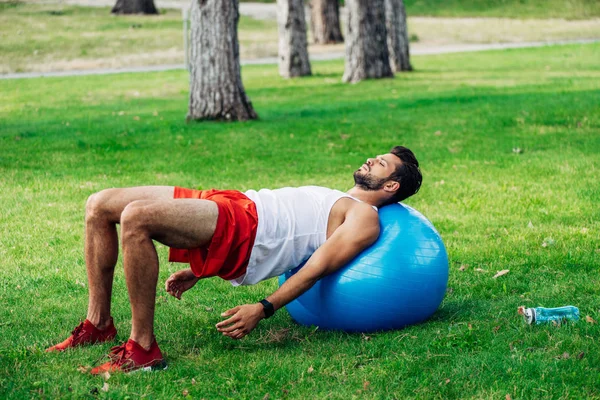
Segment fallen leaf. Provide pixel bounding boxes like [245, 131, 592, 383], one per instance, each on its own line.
[506, 395, 512, 400]
[577, 352, 585, 360]
[434, 130, 442, 136]
[562, 352, 570, 359]
[458, 265, 467, 272]
[77, 365, 90, 373]
[101, 371, 110, 381]
[133, 116, 140, 121]
[493, 269, 510, 279]
[363, 381, 370, 390]
[445, 379, 451, 384]
[586, 315, 596, 324]
[542, 237, 555, 248]
[474, 268, 487, 273]
[191, 378, 197, 385]
[307, 366, 314, 374]
[101, 383, 109, 392]
[183, 389, 189, 396]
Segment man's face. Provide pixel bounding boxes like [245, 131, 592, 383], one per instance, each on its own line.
[353, 153, 401, 191]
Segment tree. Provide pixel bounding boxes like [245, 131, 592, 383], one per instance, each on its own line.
[342, 0, 393, 83]
[111, 0, 158, 15]
[309, 0, 344, 44]
[385, 0, 412, 72]
[277, 0, 312, 78]
[187, 0, 257, 122]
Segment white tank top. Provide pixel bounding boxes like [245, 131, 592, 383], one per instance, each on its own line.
[230, 186, 369, 286]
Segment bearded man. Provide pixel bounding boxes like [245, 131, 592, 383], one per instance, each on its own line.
[47, 146, 422, 373]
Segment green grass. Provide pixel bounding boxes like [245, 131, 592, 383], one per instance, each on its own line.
[403, 0, 600, 18]
[1, 43, 600, 398]
[2, 3, 600, 74]
[244, 0, 600, 18]
[0, 3, 278, 73]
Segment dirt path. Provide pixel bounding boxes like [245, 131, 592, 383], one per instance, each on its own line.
[2, 38, 597, 80]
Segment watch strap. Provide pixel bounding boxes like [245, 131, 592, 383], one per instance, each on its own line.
[259, 299, 275, 319]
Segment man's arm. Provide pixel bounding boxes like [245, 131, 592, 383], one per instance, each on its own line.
[216, 205, 380, 339]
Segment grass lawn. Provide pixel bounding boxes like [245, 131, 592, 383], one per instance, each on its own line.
[2, 3, 600, 74]
[403, 0, 600, 18]
[1, 43, 600, 398]
[244, 0, 600, 17]
[0, 3, 279, 74]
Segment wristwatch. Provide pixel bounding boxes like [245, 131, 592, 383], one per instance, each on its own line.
[259, 299, 275, 319]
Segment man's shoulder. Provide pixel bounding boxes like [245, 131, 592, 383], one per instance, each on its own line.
[335, 197, 378, 219]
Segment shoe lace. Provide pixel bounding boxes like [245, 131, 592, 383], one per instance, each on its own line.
[70, 322, 87, 344]
[107, 344, 135, 369]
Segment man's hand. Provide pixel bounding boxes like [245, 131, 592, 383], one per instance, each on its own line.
[165, 269, 200, 300]
[216, 304, 264, 340]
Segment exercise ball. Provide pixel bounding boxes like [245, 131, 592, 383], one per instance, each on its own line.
[278, 202, 448, 332]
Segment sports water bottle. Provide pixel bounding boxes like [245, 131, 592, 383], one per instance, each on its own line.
[518, 306, 579, 325]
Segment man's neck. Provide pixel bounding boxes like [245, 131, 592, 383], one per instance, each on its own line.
[346, 187, 386, 208]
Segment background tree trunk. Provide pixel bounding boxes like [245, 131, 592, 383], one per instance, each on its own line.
[187, 0, 257, 122]
[310, 0, 343, 44]
[277, 0, 312, 78]
[342, 0, 393, 83]
[111, 0, 158, 14]
[385, 0, 412, 72]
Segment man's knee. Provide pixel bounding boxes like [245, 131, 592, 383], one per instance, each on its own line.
[120, 201, 152, 236]
[86, 189, 117, 223]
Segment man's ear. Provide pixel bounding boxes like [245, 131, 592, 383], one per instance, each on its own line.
[384, 181, 400, 193]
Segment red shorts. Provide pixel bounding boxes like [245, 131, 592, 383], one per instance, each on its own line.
[168, 187, 258, 280]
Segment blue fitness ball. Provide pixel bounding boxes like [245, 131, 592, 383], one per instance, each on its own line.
[278, 202, 449, 332]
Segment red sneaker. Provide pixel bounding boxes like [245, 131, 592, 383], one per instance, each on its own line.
[90, 338, 167, 374]
[46, 318, 117, 352]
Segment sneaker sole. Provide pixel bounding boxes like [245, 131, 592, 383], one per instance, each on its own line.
[130, 360, 168, 373]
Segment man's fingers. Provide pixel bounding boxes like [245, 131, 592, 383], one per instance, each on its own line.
[215, 314, 240, 329]
[220, 306, 240, 317]
[223, 329, 246, 340]
[218, 322, 243, 333]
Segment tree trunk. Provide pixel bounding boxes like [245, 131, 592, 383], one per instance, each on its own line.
[277, 0, 312, 78]
[111, 0, 158, 14]
[342, 0, 393, 83]
[385, 0, 412, 72]
[187, 0, 257, 122]
[309, 0, 343, 44]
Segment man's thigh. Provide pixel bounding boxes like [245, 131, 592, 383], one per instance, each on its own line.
[122, 199, 219, 250]
[92, 186, 175, 223]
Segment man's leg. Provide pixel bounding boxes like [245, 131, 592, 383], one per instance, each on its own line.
[84, 186, 175, 330]
[47, 186, 177, 352]
[119, 198, 218, 350]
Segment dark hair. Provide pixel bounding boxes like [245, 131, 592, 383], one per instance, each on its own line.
[384, 146, 422, 205]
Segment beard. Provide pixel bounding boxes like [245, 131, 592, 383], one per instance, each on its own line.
[353, 170, 387, 191]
